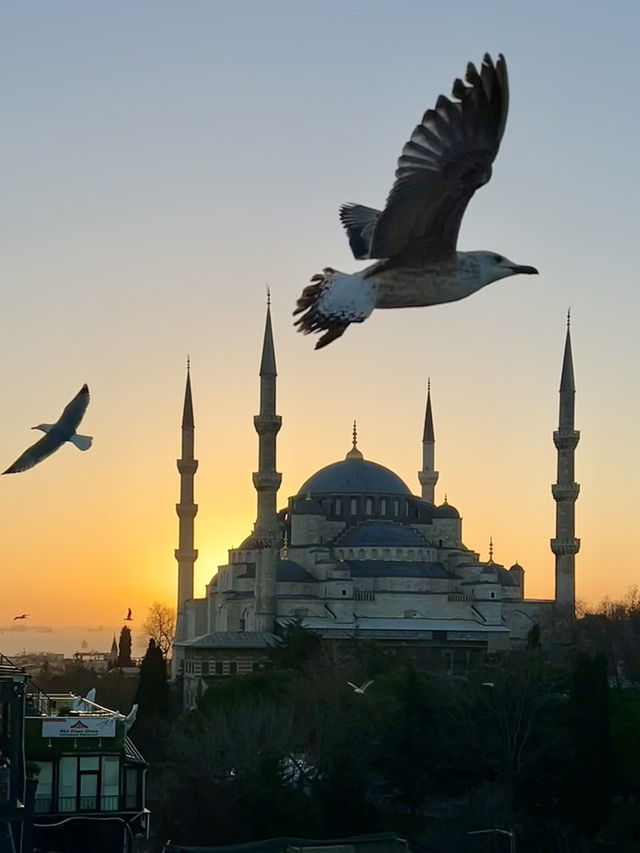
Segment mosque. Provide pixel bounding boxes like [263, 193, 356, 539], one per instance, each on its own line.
[172, 305, 579, 705]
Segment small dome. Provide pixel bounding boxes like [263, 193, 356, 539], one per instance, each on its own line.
[433, 502, 460, 519]
[509, 562, 524, 573]
[293, 496, 324, 515]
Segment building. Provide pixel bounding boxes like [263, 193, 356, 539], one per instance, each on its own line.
[172, 305, 579, 705]
[25, 690, 148, 853]
[0, 657, 35, 853]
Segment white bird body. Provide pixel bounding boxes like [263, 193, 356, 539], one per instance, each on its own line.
[311, 252, 534, 327]
[294, 54, 538, 348]
[3, 384, 92, 474]
[33, 424, 93, 451]
[348, 680, 374, 694]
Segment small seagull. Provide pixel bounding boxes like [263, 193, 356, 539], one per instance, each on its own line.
[294, 54, 538, 349]
[13, 614, 29, 620]
[3, 384, 92, 474]
[124, 608, 132, 621]
[347, 680, 374, 694]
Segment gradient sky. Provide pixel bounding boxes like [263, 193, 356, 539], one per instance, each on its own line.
[1, 1, 638, 630]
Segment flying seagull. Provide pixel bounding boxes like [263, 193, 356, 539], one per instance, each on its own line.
[3, 385, 92, 474]
[294, 54, 538, 349]
[347, 680, 374, 694]
[13, 614, 29, 621]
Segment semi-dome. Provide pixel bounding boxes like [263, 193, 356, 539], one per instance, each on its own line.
[298, 456, 411, 496]
[338, 521, 427, 547]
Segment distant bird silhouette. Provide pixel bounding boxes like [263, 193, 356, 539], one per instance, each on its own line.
[347, 680, 374, 694]
[124, 608, 132, 621]
[3, 384, 92, 474]
[294, 54, 537, 349]
[13, 614, 29, 621]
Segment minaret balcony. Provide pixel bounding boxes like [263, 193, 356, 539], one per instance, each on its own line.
[176, 503, 198, 518]
[550, 537, 580, 556]
[553, 430, 580, 450]
[252, 471, 282, 491]
[551, 483, 580, 501]
[177, 459, 199, 474]
[418, 471, 439, 485]
[175, 548, 199, 561]
[253, 414, 282, 433]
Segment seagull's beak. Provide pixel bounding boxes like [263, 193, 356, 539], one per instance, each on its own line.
[510, 264, 538, 275]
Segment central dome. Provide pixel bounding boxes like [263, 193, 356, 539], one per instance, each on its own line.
[297, 456, 411, 496]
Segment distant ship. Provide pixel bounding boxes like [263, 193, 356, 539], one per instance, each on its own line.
[86, 626, 104, 632]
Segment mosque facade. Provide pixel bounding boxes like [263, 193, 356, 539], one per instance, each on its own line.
[172, 306, 580, 705]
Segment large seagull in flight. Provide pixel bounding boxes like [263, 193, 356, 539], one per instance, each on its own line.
[3, 384, 92, 474]
[294, 54, 537, 349]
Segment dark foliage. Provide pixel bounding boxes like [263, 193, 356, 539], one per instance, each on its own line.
[117, 625, 133, 667]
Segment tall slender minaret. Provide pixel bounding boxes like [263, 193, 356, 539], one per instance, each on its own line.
[551, 313, 580, 639]
[174, 360, 198, 644]
[253, 294, 282, 631]
[418, 379, 439, 504]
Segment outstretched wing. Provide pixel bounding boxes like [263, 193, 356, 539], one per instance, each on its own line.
[370, 54, 508, 265]
[58, 384, 90, 434]
[3, 431, 65, 474]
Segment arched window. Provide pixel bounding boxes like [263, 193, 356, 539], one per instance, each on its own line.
[335, 499, 342, 515]
[371, 548, 378, 559]
[358, 549, 366, 560]
[380, 499, 387, 515]
[396, 548, 403, 559]
[393, 500, 399, 517]
[365, 498, 372, 515]
[350, 498, 358, 515]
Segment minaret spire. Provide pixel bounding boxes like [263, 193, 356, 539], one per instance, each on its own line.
[418, 379, 439, 503]
[551, 317, 580, 641]
[174, 362, 199, 654]
[253, 297, 282, 632]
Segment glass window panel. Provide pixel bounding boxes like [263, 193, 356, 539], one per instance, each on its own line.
[101, 757, 120, 795]
[58, 757, 77, 812]
[80, 773, 97, 810]
[80, 756, 99, 771]
[125, 768, 137, 809]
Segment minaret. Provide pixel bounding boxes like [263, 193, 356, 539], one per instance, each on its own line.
[551, 313, 580, 639]
[253, 294, 282, 631]
[174, 360, 198, 644]
[418, 380, 439, 503]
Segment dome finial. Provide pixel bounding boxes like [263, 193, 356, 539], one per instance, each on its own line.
[567, 306, 571, 329]
[266, 285, 271, 307]
[281, 529, 288, 560]
[186, 354, 190, 372]
[345, 419, 364, 460]
[489, 536, 494, 563]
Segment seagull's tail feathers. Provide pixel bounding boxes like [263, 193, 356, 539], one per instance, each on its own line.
[339, 203, 380, 259]
[70, 434, 93, 451]
[294, 268, 373, 350]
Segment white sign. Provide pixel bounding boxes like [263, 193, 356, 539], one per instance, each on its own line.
[41, 716, 117, 738]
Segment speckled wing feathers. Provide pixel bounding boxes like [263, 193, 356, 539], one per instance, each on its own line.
[369, 54, 508, 264]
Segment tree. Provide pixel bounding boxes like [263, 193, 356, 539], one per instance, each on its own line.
[142, 602, 175, 658]
[117, 626, 133, 667]
[135, 638, 170, 722]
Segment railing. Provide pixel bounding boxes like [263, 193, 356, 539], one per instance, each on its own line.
[38, 795, 131, 814]
[0, 652, 55, 716]
[353, 590, 375, 601]
[448, 592, 471, 602]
